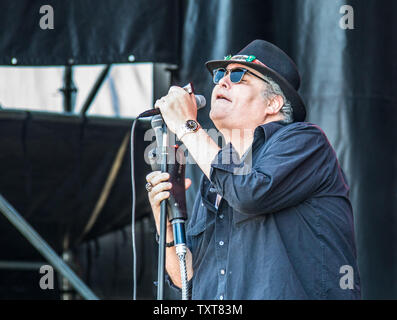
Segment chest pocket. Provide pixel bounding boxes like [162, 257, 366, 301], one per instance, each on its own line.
[186, 203, 213, 253]
[187, 203, 207, 236]
[187, 216, 206, 236]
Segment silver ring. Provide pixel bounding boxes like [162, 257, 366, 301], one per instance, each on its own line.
[145, 182, 153, 192]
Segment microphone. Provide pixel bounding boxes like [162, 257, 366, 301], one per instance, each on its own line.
[148, 115, 188, 222]
[138, 94, 206, 118]
[151, 114, 164, 150]
[148, 115, 164, 172]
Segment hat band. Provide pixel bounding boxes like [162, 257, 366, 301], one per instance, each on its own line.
[224, 54, 268, 68]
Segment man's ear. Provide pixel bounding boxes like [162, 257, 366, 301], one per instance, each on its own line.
[267, 95, 284, 115]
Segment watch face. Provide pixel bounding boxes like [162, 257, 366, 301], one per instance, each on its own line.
[186, 120, 199, 131]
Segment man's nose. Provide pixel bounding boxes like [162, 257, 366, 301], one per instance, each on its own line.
[217, 72, 231, 88]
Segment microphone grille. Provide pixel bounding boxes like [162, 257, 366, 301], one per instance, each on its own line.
[196, 95, 206, 109]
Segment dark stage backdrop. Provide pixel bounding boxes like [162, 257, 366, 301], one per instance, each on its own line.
[175, 0, 397, 299]
[0, 111, 153, 255]
[0, 0, 180, 65]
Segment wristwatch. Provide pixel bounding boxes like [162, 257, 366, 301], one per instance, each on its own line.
[177, 119, 200, 140]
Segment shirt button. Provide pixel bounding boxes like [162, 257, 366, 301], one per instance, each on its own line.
[201, 203, 204, 207]
[219, 295, 224, 300]
[219, 214, 224, 219]
[220, 269, 225, 275]
[219, 241, 224, 246]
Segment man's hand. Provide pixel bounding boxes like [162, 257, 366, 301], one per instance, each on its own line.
[154, 86, 220, 180]
[146, 170, 194, 288]
[154, 86, 198, 135]
[146, 171, 192, 236]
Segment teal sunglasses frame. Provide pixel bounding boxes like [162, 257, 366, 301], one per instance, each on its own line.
[212, 67, 269, 84]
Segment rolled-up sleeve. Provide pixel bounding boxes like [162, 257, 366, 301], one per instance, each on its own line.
[210, 125, 330, 215]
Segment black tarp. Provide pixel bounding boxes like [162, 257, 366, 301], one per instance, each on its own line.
[0, 0, 180, 65]
[175, 0, 397, 299]
[0, 110, 152, 259]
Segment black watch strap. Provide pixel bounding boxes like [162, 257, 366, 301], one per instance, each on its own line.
[155, 232, 175, 247]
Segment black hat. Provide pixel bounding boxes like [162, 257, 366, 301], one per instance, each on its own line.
[205, 39, 306, 122]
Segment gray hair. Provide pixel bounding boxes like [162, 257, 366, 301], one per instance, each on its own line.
[261, 76, 294, 124]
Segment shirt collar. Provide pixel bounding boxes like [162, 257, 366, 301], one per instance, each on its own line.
[252, 120, 287, 150]
[201, 120, 288, 213]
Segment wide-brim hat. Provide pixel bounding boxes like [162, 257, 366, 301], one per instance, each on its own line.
[205, 39, 306, 122]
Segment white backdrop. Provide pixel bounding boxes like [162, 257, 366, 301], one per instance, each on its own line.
[0, 63, 153, 118]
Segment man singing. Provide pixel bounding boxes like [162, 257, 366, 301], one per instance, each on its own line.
[145, 40, 361, 299]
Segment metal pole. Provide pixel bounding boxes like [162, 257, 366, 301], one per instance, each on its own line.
[0, 261, 45, 270]
[157, 125, 169, 300]
[80, 64, 111, 115]
[0, 193, 99, 300]
[60, 65, 77, 113]
[59, 250, 75, 300]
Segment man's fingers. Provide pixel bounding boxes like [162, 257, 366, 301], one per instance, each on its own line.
[154, 95, 168, 108]
[146, 171, 170, 186]
[147, 173, 192, 194]
[150, 182, 172, 196]
[151, 172, 170, 186]
[146, 171, 160, 183]
[153, 191, 170, 203]
[168, 86, 184, 95]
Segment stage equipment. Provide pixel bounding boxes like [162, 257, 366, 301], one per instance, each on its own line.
[131, 83, 203, 300]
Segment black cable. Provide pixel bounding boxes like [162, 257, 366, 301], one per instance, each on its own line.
[130, 118, 138, 300]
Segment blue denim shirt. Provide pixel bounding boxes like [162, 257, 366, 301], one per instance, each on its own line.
[184, 121, 361, 300]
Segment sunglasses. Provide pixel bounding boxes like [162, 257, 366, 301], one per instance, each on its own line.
[212, 67, 269, 85]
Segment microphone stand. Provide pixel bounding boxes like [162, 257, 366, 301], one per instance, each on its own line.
[157, 122, 169, 300]
[151, 116, 189, 300]
[151, 82, 195, 300]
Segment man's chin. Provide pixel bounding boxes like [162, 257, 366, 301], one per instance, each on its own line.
[209, 109, 225, 123]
